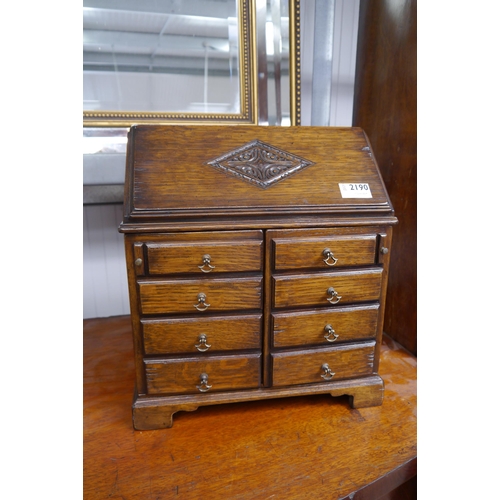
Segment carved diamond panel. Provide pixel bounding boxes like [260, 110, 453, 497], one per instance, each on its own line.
[206, 140, 315, 189]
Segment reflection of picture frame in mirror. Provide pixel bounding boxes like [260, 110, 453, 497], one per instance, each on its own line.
[83, 0, 301, 127]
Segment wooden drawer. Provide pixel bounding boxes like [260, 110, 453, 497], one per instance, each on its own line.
[272, 268, 383, 309]
[272, 304, 379, 348]
[144, 353, 261, 395]
[142, 314, 262, 354]
[139, 276, 262, 314]
[146, 239, 263, 275]
[273, 234, 377, 271]
[271, 342, 376, 388]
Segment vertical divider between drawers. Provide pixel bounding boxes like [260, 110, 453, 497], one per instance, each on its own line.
[126, 237, 148, 396]
[262, 229, 272, 387]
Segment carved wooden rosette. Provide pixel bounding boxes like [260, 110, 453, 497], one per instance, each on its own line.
[206, 140, 315, 189]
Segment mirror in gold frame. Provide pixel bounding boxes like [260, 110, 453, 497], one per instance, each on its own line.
[83, 0, 300, 127]
[83, 0, 255, 126]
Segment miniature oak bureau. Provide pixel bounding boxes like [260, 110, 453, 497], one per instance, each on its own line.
[119, 125, 397, 430]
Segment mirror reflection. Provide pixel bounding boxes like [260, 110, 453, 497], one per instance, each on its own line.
[83, 0, 242, 115]
[265, 0, 290, 125]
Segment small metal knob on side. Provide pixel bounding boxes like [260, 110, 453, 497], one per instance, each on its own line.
[134, 258, 143, 266]
[380, 247, 389, 255]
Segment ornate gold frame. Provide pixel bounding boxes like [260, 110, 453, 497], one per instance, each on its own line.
[83, 0, 300, 127]
[289, 0, 300, 126]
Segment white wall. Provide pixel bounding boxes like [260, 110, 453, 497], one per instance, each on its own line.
[83, 204, 130, 318]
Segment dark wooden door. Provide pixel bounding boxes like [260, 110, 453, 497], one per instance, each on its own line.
[352, 0, 417, 356]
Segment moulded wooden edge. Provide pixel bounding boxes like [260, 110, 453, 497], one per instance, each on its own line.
[124, 204, 394, 220]
[132, 375, 384, 430]
[119, 216, 398, 234]
[339, 456, 417, 500]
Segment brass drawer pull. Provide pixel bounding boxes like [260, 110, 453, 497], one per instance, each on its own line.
[196, 373, 212, 392]
[321, 363, 335, 380]
[322, 248, 338, 266]
[194, 292, 211, 311]
[324, 324, 339, 342]
[326, 287, 342, 304]
[198, 254, 215, 273]
[195, 334, 211, 352]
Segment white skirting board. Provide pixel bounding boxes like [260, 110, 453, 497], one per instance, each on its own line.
[83, 204, 130, 319]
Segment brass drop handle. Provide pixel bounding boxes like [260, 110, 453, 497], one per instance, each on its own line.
[194, 292, 211, 311]
[322, 248, 338, 266]
[196, 373, 212, 392]
[321, 363, 335, 380]
[198, 254, 215, 273]
[195, 334, 211, 352]
[326, 287, 342, 305]
[324, 324, 339, 342]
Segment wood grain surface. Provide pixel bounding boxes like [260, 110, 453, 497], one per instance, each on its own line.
[272, 268, 382, 309]
[272, 304, 379, 347]
[142, 314, 262, 354]
[146, 239, 263, 275]
[144, 352, 262, 395]
[353, 0, 417, 355]
[139, 276, 263, 314]
[124, 125, 393, 219]
[271, 342, 375, 387]
[272, 234, 377, 270]
[84, 315, 416, 499]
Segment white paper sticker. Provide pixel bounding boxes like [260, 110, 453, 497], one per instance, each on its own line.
[339, 183, 373, 198]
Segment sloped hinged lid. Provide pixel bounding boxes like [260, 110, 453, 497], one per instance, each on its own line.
[122, 125, 394, 222]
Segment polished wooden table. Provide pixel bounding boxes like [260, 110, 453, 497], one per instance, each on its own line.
[84, 316, 416, 499]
